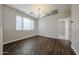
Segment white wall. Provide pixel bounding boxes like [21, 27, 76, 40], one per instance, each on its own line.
[3, 5, 38, 44]
[71, 5, 79, 54]
[38, 10, 71, 39]
[0, 4, 3, 55]
[38, 15, 58, 38]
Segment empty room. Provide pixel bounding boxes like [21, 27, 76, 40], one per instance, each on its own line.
[0, 4, 79, 55]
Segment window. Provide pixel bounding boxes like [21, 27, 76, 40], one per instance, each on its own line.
[30, 20, 34, 30]
[16, 15, 34, 30]
[16, 15, 22, 30]
[23, 17, 31, 30]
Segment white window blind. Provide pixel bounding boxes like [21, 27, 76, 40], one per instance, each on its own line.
[16, 15, 22, 30]
[16, 15, 34, 30]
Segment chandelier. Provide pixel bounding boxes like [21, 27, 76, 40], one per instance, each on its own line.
[35, 8, 45, 18]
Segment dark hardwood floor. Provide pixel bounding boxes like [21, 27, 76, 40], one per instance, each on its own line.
[3, 35, 76, 55]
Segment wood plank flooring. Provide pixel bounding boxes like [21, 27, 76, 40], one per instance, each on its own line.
[3, 35, 76, 55]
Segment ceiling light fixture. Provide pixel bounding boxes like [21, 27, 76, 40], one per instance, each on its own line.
[35, 8, 45, 18]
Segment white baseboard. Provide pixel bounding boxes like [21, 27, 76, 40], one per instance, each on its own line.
[38, 34, 58, 39]
[71, 45, 79, 55]
[3, 35, 37, 45]
[38, 34, 67, 40]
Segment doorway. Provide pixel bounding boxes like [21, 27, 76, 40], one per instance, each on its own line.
[58, 18, 71, 40]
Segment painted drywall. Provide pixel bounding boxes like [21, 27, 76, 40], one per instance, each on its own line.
[38, 8, 71, 39]
[0, 4, 3, 55]
[3, 5, 38, 44]
[38, 15, 58, 38]
[71, 5, 79, 54]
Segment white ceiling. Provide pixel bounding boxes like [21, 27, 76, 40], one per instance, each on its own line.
[6, 4, 71, 19]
